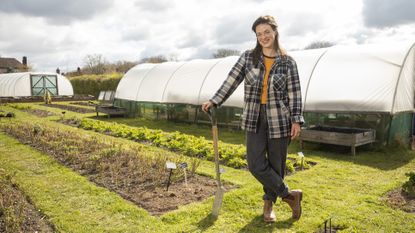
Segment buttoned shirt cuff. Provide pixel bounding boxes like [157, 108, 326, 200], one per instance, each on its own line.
[291, 115, 305, 125]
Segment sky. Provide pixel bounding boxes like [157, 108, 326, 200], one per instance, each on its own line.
[0, 0, 414, 72]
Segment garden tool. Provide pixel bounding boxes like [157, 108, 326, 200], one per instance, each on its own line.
[206, 107, 225, 217]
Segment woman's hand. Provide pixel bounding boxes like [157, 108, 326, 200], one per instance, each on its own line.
[291, 122, 301, 139]
[201, 101, 213, 113]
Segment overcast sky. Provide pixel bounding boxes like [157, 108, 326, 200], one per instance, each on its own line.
[0, 0, 414, 72]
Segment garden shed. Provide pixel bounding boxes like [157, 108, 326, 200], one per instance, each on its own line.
[114, 42, 415, 145]
[0, 72, 74, 97]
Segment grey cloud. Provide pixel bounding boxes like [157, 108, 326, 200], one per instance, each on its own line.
[139, 43, 167, 59]
[134, 0, 172, 12]
[1, 34, 85, 68]
[4, 39, 58, 54]
[213, 17, 253, 45]
[177, 34, 204, 49]
[1, 39, 61, 72]
[363, 0, 415, 28]
[284, 13, 324, 36]
[0, 0, 113, 25]
[350, 28, 374, 44]
[189, 46, 215, 59]
[122, 30, 148, 42]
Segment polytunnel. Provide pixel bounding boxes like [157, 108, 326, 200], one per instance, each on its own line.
[0, 72, 73, 97]
[114, 42, 415, 145]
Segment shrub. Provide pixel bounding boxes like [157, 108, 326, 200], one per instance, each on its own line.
[286, 160, 295, 174]
[402, 172, 415, 198]
[69, 73, 122, 97]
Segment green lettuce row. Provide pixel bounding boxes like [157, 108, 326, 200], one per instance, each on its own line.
[78, 118, 248, 168]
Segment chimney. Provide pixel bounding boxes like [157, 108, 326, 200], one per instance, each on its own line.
[22, 56, 27, 66]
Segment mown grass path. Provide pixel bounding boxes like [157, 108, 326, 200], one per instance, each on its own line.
[1, 103, 415, 232]
[0, 133, 166, 233]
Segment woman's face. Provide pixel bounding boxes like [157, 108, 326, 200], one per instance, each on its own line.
[255, 23, 276, 50]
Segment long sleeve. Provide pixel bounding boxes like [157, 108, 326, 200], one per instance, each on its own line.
[287, 59, 304, 124]
[210, 52, 246, 107]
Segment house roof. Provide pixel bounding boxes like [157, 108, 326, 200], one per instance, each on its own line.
[0, 57, 24, 69]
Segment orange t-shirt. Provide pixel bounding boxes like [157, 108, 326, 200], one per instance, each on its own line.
[261, 56, 275, 104]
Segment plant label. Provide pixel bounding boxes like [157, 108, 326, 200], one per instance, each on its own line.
[219, 167, 225, 174]
[166, 162, 177, 169]
[178, 162, 188, 169]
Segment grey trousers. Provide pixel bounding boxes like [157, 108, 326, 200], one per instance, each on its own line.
[246, 105, 290, 203]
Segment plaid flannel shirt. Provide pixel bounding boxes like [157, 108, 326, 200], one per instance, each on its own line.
[210, 50, 304, 138]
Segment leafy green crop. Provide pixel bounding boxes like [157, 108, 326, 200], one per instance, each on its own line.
[403, 171, 415, 197]
[77, 118, 247, 168]
[73, 118, 312, 171]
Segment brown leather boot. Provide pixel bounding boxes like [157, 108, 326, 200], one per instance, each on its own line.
[263, 200, 276, 223]
[282, 190, 303, 220]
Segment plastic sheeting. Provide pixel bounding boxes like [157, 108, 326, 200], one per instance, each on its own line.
[302, 43, 415, 113]
[0, 72, 73, 97]
[115, 42, 415, 114]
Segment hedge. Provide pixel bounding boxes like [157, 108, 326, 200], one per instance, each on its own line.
[69, 73, 123, 97]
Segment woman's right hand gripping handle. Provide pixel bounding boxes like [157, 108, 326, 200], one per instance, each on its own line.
[201, 101, 214, 113]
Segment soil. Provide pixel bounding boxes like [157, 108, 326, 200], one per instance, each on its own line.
[315, 227, 343, 233]
[70, 101, 97, 107]
[91, 173, 236, 216]
[23, 108, 58, 117]
[0, 180, 54, 232]
[385, 188, 415, 213]
[41, 103, 95, 113]
[3, 122, 238, 217]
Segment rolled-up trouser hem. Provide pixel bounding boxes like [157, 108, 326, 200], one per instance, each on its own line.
[263, 186, 290, 203]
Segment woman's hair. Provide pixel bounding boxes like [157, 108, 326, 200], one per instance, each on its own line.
[251, 15, 286, 67]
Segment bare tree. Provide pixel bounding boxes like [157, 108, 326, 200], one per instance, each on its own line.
[167, 53, 178, 62]
[83, 54, 107, 74]
[139, 55, 168, 64]
[304, 41, 335, 50]
[213, 49, 241, 58]
[114, 60, 138, 73]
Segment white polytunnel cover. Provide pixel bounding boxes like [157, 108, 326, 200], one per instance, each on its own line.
[300, 42, 415, 114]
[0, 72, 73, 97]
[115, 42, 415, 114]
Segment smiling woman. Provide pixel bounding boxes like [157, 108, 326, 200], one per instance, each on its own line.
[201, 15, 304, 223]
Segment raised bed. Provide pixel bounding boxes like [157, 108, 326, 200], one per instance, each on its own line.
[0, 95, 94, 103]
[96, 105, 127, 118]
[299, 125, 376, 155]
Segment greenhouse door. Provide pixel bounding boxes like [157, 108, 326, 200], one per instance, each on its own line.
[30, 75, 58, 96]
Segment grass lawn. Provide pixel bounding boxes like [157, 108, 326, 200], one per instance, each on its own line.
[1, 103, 415, 232]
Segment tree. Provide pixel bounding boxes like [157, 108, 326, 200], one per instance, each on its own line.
[212, 49, 241, 58]
[304, 41, 334, 50]
[114, 60, 138, 73]
[139, 55, 168, 64]
[83, 54, 107, 74]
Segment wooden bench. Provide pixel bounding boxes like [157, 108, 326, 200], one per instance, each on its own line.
[95, 91, 127, 118]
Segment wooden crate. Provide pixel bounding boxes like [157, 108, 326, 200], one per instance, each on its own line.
[299, 125, 376, 155]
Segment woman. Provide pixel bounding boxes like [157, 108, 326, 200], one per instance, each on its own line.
[201, 15, 304, 222]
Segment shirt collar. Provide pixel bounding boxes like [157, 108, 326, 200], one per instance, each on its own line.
[259, 53, 287, 64]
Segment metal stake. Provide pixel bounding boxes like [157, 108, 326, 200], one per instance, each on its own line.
[166, 169, 173, 191]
